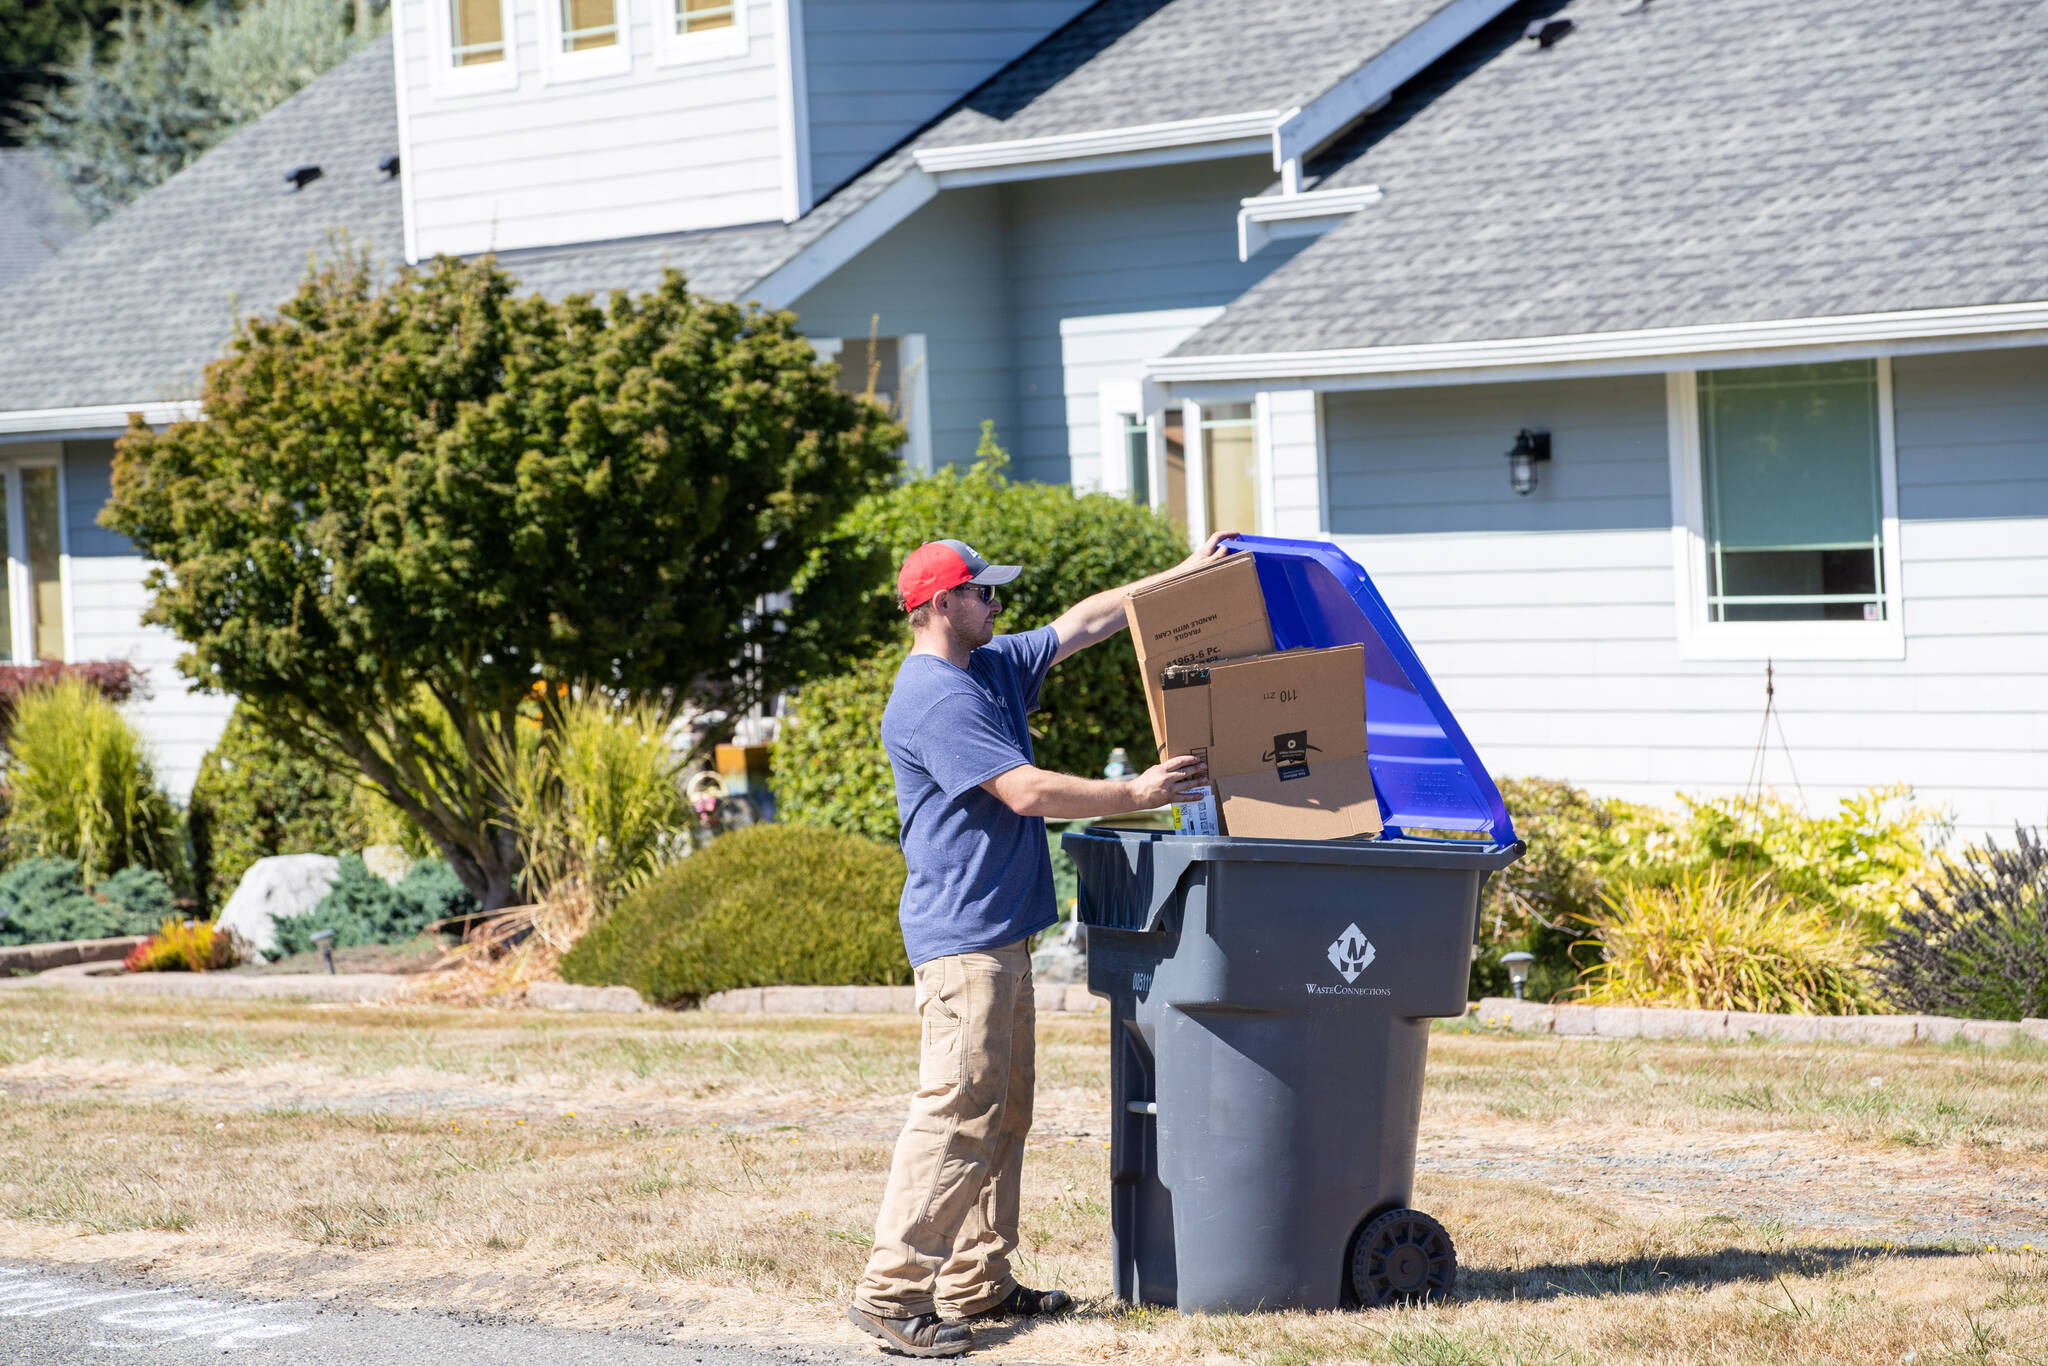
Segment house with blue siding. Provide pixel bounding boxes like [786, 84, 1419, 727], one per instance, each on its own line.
[0, 0, 2042, 839]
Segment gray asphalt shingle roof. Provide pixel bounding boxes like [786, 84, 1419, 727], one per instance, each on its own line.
[0, 0, 1458, 413]
[1173, 0, 2048, 360]
[0, 151, 86, 295]
[0, 41, 405, 413]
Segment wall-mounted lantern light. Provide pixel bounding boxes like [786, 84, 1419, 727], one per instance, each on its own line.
[1506, 429, 1551, 496]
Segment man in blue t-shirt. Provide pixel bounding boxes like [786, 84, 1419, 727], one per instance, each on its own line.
[847, 534, 1225, 1358]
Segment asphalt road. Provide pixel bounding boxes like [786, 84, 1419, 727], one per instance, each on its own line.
[0, 1262, 870, 1365]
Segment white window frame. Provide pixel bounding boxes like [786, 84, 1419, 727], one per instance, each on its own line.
[1096, 378, 1149, 502]
[656, 0, 750, 65]
[1667, 359, 1904, 662]
[811, 333, 931, 474]
[0, 447, 74, 664]
[538, 0, 633, 82]
[1185, 397, 1265, 541]
[428, 0, 520, 98]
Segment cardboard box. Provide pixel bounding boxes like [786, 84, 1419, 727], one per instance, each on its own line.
[1124, 554, 1274, 752]
[1158, 644, 1381, 840]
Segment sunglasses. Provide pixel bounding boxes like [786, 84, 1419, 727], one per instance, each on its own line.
[952, 583, 997, 605]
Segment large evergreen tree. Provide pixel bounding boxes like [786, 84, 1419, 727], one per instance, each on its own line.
[105, 253, 903, 908]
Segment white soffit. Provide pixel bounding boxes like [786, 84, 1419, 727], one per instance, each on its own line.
[1148, 301, 2048, 389]
[912, 110, 1279, 186]
[0, 400, 202, 437]
[1237, 183, 1384, 259]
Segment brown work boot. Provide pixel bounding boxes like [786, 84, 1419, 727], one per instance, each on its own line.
[847, 1304, 974, 1357]
[959, 1284, 1074, 1320]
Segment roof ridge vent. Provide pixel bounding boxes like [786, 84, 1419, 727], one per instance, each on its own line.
[1524, 18, 1574, 47]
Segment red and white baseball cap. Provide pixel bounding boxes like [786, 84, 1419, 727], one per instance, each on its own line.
[898, 539, 1021, 611]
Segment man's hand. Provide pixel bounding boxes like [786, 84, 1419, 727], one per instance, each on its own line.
[982, 752, 1209, 819]
[1171, 529, 1237, 579]
[1125, 753, 1210, 808]
[1048, 530, 1243, 665]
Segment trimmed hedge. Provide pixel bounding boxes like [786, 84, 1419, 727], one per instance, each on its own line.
[560, 823, 908, 1005]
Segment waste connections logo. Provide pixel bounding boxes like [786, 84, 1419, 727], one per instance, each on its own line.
[1308, 923, 1392, 997]
[1327, 924, 1376, 982]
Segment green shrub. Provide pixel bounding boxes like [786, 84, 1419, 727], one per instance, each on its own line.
[1576, 866, 1876, 1015]
[269, 854, 476, 959]
[1635, 784, 1936, 941]
[561, 824, 908, 1005]
[5, 677, 184, 887]
[188, 705, 370, 914]
[1473, 778, 1938, 1004]
[1472, 777, 1648, 1002]
[1874, 827, 2048, 1021]
[781, 426, 1191, 841]
[0, 858, 173, 947]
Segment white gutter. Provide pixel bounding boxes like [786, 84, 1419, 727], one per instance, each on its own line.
[912, 111, 1278, 184]
[1148, 301, 2048, 388]
[1237, 183, 1383, 260]
[0, 400, 202, 437]
[752, 169, 941, 311]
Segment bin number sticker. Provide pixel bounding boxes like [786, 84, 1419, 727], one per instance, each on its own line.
[1133, 971, 1153, 993]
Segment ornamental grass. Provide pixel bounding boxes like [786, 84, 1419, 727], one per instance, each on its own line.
[1576, 866, 1877, 1015]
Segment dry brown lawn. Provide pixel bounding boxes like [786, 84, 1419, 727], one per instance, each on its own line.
[0, 987, 2044, 1364]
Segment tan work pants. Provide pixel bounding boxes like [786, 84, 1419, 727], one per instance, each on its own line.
[854, 939, 1035, 1320]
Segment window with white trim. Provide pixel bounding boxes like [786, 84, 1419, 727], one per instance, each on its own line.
[0, 459, 67, 663]
[678, 0, 736, 35]
[1701, 361, 1885, 622]
[431, 0, 518, 94]
[658, 0, 748, 62]
[450, 0, 508, 64]
[1671, 359, 1903, 660]
[813, 333, 930, 473]
[1199, 402, 1258, 538]
[1118, 412, 1151, 507]
[559, 0, 620, 51]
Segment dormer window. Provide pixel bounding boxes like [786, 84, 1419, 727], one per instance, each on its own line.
[540, 0, 630, 80]
[561, 0, 619, 51]
[658, 0, 748, 62]
[431, 0, 517, 94]
[450, 0, 506, 65]
[680, 0, 735, 34]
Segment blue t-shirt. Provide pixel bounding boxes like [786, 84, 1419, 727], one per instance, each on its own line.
[881, 625, 1062, 966]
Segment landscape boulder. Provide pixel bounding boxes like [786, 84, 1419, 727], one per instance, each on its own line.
[216, 854, 341, 958]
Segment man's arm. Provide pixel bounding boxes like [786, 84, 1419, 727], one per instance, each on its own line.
[1047, 529, 1238, 665]
[982, 753, 1208, 819]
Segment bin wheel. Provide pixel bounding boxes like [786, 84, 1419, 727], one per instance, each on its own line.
[1348, 1207, 1456, 1308]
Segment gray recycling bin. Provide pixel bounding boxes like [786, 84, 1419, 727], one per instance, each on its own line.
[1065, 829, 1521, 1312]
[1064, 534, 1525, 1313]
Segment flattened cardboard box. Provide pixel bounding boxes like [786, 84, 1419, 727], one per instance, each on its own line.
[1161, 644, 1381, 841]
[1123, 553, 1274, 753]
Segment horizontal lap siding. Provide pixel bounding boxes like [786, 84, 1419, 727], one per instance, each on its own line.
[64, 442, 230, 798]
[1004, 159, 1306, 486]
[802, 0, 1093, 199]
[787, 186, 1014, 467]
[1323, 348, 2048, 840]
[399, 0, 785, 257]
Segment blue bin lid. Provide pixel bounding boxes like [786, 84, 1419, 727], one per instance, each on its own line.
[1224, 534, 1515, 843]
